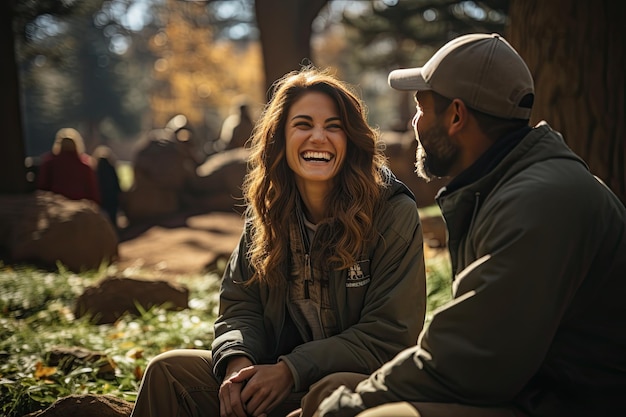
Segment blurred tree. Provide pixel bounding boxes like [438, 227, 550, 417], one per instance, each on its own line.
[508, 0, 626, 204]
[339, 0, 509, 129]
[7, 0, 623, 204]
[197, 0, 330, 97]
[204, 0, 257, 42]
[342, 0, 508, 67]
[148, 0, 263, 143]
[18, 0, 154, 157]
[1, 0, 85, 193]
[1, 0, 28, 193]
[255, 0, 328, 95]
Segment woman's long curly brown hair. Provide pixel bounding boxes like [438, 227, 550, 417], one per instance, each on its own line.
[243, 66, 388, 287]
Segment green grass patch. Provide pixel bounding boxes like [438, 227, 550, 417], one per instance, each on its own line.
[424, 250, 453, 323]
[0, 252, 451, 417]
[418, 203, 442, 219]
[0, 264, 221, 417]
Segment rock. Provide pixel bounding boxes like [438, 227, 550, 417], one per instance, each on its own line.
[22, 394, 132, 417]
[46, 346, 116, 380]
[0, 191, 118, 272]
[188, 147, 250, 214]
[74, 276, 189, 324]
[121, 174, 180, 222]
[122, 129, 200, 222]
[133, 129, 197, 190]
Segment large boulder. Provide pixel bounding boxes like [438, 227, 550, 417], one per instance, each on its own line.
[46, 346, 116, 380]
[188, 147, 250, 214]
[122, 129, 200, 222]
[0, 191, 118, 272]
[121, 174, 180, 222]
[74, 276, 189, 324]
[22, 394, 132, 417]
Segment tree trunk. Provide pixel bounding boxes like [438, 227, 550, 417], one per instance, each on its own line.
[255, 0, 328, 96]
[507, 0, 626, 204]
[1, 1, 29, 194]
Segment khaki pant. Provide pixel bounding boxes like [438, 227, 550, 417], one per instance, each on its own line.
[131, 352, 528, 417]
[301, 373, 529, 417]
[130, 349, 303, 417]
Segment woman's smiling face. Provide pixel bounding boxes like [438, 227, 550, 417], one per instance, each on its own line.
[285, 91, 347, 192]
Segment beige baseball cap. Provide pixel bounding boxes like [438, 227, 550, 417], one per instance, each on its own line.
[388, 33, 534, 120]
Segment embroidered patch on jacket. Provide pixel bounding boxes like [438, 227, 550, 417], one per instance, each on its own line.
[346, 260, 371, 288]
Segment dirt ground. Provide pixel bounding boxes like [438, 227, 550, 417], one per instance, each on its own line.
[114, 211, 244, 278]
[112, 210, 446, 281]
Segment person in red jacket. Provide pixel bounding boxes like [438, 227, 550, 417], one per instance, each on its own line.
[37, 127, 101, 204]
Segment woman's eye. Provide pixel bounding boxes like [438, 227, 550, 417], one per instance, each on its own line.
[327, 124, 342, 130]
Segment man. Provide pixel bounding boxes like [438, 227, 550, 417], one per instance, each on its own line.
[298, 33, 626, 417]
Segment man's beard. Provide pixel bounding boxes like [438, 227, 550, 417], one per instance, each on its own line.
[415, 123, 460, 182]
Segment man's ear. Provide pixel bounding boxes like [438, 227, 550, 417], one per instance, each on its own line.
[448, 99, 467, 136]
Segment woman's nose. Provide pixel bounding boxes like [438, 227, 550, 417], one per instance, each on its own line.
[310, 126, 326, 142]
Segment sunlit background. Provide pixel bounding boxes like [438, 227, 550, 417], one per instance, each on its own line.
[15, 0, 507, 162]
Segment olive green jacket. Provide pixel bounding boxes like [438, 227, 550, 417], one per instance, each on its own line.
[318, 123, 626, 417]
[212, 171, 426, 391]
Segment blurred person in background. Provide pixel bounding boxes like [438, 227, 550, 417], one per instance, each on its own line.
[37, 127, 100, 205]
[213, 97, 255, 153]
[130, 66, 427, 417]
[92, 145, 122, 228]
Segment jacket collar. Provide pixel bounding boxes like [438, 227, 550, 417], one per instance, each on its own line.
[436, 122, 588, 271]
[444, 126, 531, 195]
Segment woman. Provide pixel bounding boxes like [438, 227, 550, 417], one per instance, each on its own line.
[37, 127, 101, 205]
[130, 67, 426, 417]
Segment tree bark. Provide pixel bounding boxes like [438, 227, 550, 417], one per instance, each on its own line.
[1, 1, 29, 194]
[507, 0, 626, 203]
[255, 0, 328, 97]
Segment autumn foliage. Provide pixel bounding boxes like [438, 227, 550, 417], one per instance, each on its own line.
[149, 0, 264, 131]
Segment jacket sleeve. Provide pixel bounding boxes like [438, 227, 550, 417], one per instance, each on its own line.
[281, 193, 426, 391]
[318, 161, 603, 415]
[211, 225, 268, 381]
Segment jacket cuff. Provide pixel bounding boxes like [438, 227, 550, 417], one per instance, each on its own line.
[278, 355, 302, 392]
[213, 349, 255, 383]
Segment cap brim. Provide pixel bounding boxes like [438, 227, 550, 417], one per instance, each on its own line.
[388, 68, 431, 91]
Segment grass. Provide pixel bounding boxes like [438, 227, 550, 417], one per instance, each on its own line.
[418, 203, 442, 219]
[423, 248, 453, 323]
[0, 250, 451, 417]
[0, 264, 222, 417]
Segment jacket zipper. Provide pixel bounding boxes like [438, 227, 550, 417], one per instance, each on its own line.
[304, 253, 311, 299]
[297, 206, 313, 300]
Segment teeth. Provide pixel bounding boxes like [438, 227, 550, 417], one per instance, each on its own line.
[302, 151, 332, 161]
